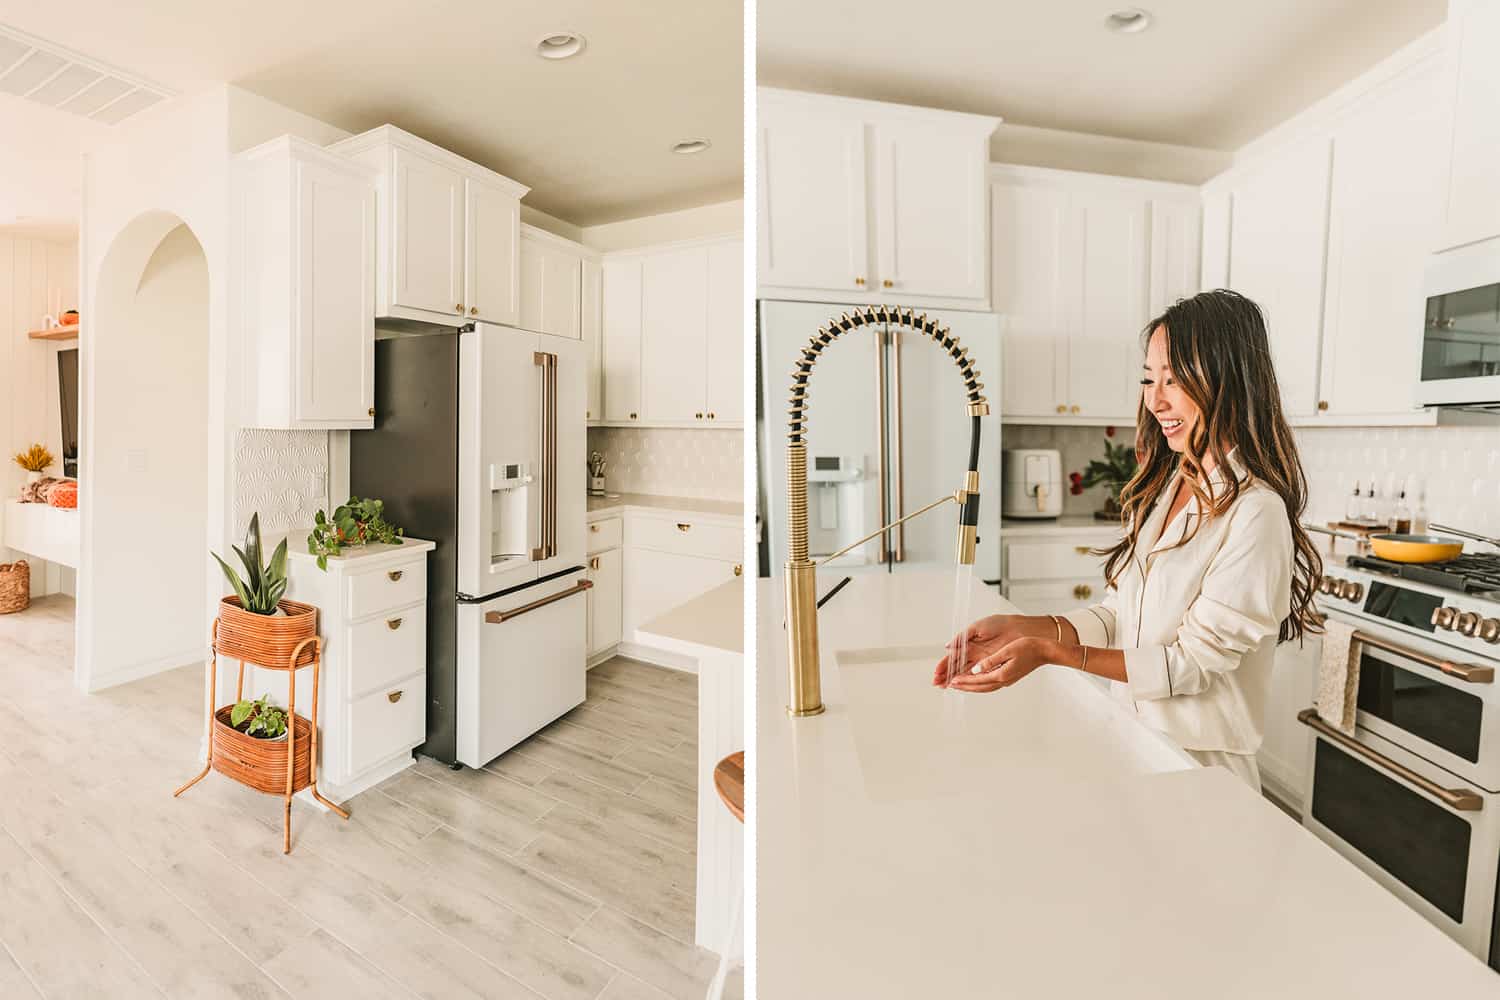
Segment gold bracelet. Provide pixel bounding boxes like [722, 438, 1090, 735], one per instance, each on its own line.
[1049, 614, 1063, 644]
[1080, 646, 1090, 675]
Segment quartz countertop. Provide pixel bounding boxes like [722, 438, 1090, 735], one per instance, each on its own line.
[757, 568, 1495, 997]
[585, 492, 743, 520]
[1001, 514, 1125, 537]
[636, 579, 743, 657]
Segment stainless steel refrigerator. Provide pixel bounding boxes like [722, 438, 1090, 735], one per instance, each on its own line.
[758, 300, 1003, 580]
[351, 323, 587, 768]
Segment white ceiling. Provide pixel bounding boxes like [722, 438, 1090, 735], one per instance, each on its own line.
[758, 0, 1446, 152]
[0, 1, 743, 225]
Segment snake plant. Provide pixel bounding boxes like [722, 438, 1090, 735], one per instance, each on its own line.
[212, 513, 288, 615]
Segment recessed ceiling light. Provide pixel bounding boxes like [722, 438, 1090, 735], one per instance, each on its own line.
[671, 139, 711, 155]
[1105, 8, 1153, 33]
[536, 33, 586, 60]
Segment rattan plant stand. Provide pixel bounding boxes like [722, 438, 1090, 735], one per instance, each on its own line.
[174, 599, 349, 853]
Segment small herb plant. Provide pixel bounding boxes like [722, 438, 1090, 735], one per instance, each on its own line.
[307, 497, 403, 570]
[1071, 426, 1139, 508]
[12, 443, 54, 473]
[229, 696, 288, 739]
[212, 513, 289, 615]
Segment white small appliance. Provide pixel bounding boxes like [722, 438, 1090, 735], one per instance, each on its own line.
[1002, 449, 1062, 519]
[1418, 236, 1500, 410]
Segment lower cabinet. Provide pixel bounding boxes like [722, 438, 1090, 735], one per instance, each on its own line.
[1258, 633, 1321, 811]
[587, 547, 623, 657]
[999, 528, 1118, 615]
[623, 548, 742, 638]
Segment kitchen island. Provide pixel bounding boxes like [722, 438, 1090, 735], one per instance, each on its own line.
[758, 568, 1496, 997]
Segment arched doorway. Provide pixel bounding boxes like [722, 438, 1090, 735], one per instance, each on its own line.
[78, 212, 210, 691]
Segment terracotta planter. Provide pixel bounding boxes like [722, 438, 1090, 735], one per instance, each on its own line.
[215, 596, 318, 668]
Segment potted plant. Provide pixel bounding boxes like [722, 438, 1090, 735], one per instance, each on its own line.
[1071, 426, 1139, 521]
[307, 496, 404, 570]
[212, 513, 318, 667]
[229, 696, 289, 741]
[12, 443, 54, 485]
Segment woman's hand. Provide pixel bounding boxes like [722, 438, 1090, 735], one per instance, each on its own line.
[947, 636, 1061, 693]
[931, 615, 1056, 686]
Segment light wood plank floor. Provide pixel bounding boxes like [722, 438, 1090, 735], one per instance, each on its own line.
[0, 596, 740, 1000]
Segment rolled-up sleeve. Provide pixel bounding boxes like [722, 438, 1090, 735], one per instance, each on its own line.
[1124, 498, 1292, 702]
[1062, 587, 1119, 649]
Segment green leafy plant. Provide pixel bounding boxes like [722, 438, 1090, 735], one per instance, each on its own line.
[1073, 426, 1139, 509]
[307, 497, 404, 570]
[212, 513, 288, 615]
[229, 696, 288, 739]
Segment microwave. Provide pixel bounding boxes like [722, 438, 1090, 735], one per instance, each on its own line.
[1418, 237, 1500, 409]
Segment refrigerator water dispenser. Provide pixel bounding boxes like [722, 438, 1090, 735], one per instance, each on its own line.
[490, 461, 532, 566]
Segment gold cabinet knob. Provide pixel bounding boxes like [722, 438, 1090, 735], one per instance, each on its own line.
[1056, 404, 1067, 414]
[676, 523, 692, 532]
[733, 563, 743, 577]
[708, 412, 716, 420]
[386, 617, 402, 630]
[1073, 584, 1093, 600]
[589, 524, 600, 533]
[882, 279, 893, 288]
[586, 410, 591, 419]
[367, 406, 376, 418]
[589, 556, 601, 570]
[1070, 405, 1080, 414]
[695, 412, 703, 420]
[1074, 545, 1091, 555]
[470, 306, 479, 316]
[388, 690, 403, 703]
[854, 277, 866, 286]
[630, 412, 638, 420]
[387, 570, 404, 582]
[1318, 400, 1329, 411]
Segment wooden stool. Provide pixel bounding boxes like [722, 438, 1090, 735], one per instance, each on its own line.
[707, 751, 745, 1000]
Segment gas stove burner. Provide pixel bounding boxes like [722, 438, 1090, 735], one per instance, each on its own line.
[1347, 552, 1500, 595]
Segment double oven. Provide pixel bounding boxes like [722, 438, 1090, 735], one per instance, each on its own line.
[1301, 567, 1500, 968]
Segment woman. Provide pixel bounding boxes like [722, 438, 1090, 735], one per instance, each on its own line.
[934, 289, 1323, 791]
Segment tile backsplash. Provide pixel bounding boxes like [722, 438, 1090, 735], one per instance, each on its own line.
[232, 429, 330, 536]
[587, 427, 743, 502]
[1000, 423, 1132, 516]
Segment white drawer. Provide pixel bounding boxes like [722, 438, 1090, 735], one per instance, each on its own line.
[347, 672, 425, 776]
[1004, 579, 1106, 615]
[345, 602, 426, 699]
[586, 515, 622, 554]
[627, 514, 740, 561]
[1005, 540, 1106, 582]
[346, 558, 426, 620]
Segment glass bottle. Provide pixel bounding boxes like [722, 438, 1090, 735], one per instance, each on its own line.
[1390, 490, 1412, 534]
[1413, 491, 1429, 534]
[1345, 480, 1362, 523]
[1364, 482, 1379, 524]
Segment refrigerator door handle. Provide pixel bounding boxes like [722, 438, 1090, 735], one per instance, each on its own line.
[484, 578, 593, 624]
[531, 350, 559, 561]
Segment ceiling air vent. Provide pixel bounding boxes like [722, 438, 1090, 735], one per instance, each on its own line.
[0, 23, 172, 124]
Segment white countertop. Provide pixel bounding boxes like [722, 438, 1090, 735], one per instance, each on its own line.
[1001, 514, 1124, 537]
[636, 578, 743, 657]
[586, 492, 743, 520]
[281, 534, 436, 568]
[757, 568, 1495, 997]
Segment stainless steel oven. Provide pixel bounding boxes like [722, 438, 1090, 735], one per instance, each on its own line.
[1419, 237, 1500, 409]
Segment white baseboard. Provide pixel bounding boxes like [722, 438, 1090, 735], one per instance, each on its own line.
[616, 640, 697, 675]
[587, 646, 620, 669]
[84, 647, 204, 693]
[311, 749, 416, 807]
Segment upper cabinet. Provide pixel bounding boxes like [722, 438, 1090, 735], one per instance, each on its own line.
[518, 225, 584, 340]
[1437, 0, 1500, 252]
[758, 88, 997, 309]
[235, 136, 377, 430]
[992, 167, 1198, 423]
[582, 256, 603, 422]
[330, 125, 528, 329]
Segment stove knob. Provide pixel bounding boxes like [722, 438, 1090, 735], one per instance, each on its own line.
[1341, 581, 1364, 603]
[1479, 618, 1500, 644]
[1456, 611, 1481, 637]
[1433, 606, 1458, 630]
[1318, 576, 1337, 595]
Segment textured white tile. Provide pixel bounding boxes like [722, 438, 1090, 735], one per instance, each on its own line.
[232, 429, 329, 535]
[999, 423, 1132, 516]
[587, 428, 742, 502]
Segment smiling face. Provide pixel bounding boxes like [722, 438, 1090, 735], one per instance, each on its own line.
[1141, 325, 1201, 454]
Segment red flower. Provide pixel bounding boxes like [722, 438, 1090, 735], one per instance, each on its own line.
[1068, 471, 1084, 496]
[1105, 426, 1115, 438]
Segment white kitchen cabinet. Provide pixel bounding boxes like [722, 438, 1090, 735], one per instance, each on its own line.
[601, 256, 643, 422]
[705, 238, 744, 423]
[758, 87, 998, 309]
[1226, 137, 1332, 420]
[331, 125, 528, 330]
[465, 175, 521, 326]
[623, 547, 741, 644]
[519, 225, 583, 340]
[999, 525, 1119, 615]
[587, 546, 623, 656]
[642, 247, 710, 422]
[235, 135, 377, 430]
[1318, 63, 1449, 418]
[1438, 0, 1500, 252]
[992, 167, 1196, 423]
[1258, 633, 1320, 811]
[1199, 190, 1232, 290]
[582, 255, 603, 422]
[618, 507, 743, 666]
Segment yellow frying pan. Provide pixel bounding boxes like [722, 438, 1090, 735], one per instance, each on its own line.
[1369, 533, 1464, 563]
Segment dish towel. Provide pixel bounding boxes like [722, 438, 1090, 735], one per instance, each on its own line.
[1317, 618, 1360, 734]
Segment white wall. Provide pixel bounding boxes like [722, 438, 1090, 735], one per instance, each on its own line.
[581, 200, 742, 252]
[991, 123, 1231, 186]
[0, 233, 78, 596]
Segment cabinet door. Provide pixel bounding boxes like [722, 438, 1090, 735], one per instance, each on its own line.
[1199, 190, 1232, 290]
[641, 247, 709, 423]
[582, 257, 603, 421]
[589, 547, 622, 654]
[1257, 633, 1320, 809]
[705, 239, 744, 424]
[601, 258, 642, 421]
[1068, 191, 1149, 421]
[1441, 0, 1500, 251]
[1228, 140, 1332, 420]
[518, 233, 545, 334]
[465, 177, 519, 326]
[391, 147, 465, 319]
[992, 179, 1069, 418]
[872, 121, 988, 301]
[1320, 65, 1447, 417]
[542, 245, 582, 340]
[622, 547, 737, 638]
[294, 155, 375, 424]
[757, 101, 869, 294]
[1149, 200, 1202, 317]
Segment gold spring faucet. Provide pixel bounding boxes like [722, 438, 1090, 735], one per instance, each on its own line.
[785, 305, 989, 717]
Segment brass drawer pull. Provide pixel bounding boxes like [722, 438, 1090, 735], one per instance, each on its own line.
[734, 564, 743, 577]
[386, 618, 403, 630]
[388, 690, 403, 703]
[469, 306, 478, 316]
[677, 523, 691, 532]
[590, 524, 600, 533]
[387, 570, 404, 582]
[1073, 584, 1093, 600]
[589, 557, 601, 571]
[1074, 545, 1091, 555]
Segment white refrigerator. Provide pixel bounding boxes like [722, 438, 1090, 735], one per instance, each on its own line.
[759, 300, 1003, 580]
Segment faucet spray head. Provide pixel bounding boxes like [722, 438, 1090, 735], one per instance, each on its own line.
[955, 470, 980, 566]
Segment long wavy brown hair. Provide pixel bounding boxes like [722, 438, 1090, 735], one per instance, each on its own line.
[1101, 289, 1323, 643]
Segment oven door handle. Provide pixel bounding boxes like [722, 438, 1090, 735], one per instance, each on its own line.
[1297, 708, 1484, 811]
[1353, 629, 1494, 684]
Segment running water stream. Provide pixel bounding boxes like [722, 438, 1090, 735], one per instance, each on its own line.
[945, 561, 975, 686]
